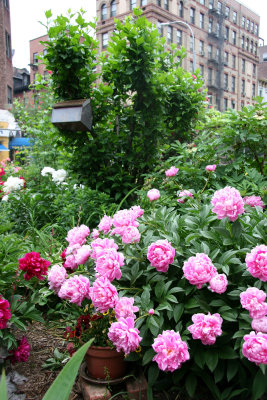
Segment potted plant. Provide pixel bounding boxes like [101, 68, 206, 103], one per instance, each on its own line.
[42, 9, 97, 132]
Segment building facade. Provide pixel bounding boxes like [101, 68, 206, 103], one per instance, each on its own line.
[28, 34, 49, 103]
[0, 0, 13, 110]
[258, 45, 267, 103]
[96, 0, 260, 111]
[13, 67, 31, 104]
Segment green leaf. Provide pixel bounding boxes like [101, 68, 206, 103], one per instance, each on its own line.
[45, 9, 52, 19]
[227, 360, 239, 382]
[218, 346, 238, 360]
[142, 348, 155, 366]
[0, 370, 8, 400]
[42, 339, 94, 400]
[173, 304, 184, 323]
[147, 364, 159, 386]
[252, 369, 267, 400]
[205, 350, 218, 372]
[185, 373, 197, 398]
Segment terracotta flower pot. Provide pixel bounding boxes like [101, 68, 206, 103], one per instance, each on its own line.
[85, 346, 126, 380]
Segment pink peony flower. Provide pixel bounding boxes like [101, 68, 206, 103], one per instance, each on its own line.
[211, 186, 244, 222]
[95, 248, 124, 281]
[130, 205, 144, 219]
[165, 166, 179, 177]
[240, 287, 267, 319]
[251, 317, 267, 333]
[208, 273, 228, 294]
[58, 275, 90, 306]
[0, 296, 11, 329]
[147, 240, 175, 273]
[177, 190, 194, 203]
[9, 336, 30, 364]
[188, 313, 223, 345]
[148, 309, 155, 315]
[89, 276, 119, 313]
[152, 330, 190, 372]
[75, 245, 91, 265]
[147, 189, 160, 202]
[66, 225, 90, 246]
[242, 331, 267, 365]
[183, 253, 217, 289]
[91, 229, 100, 239]
[98, 215, 113, 234]
[18, 252, 51, 281]
[112, 209, 139, 230]
[48, 265, 67, 293]
[245, 245, 267, 282]
[91, 238, 118, 260]
[63, 244, 81, 271]
[121, 226, 141, 244]
[205, 164, 216, 172]
[108, 317, 142, 355]
[115, 297, 139, 320]
[243, 195, 264, 209]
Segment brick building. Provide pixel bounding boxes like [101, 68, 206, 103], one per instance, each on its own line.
[96, 0, 260, 111]
[0, 0, 13, 109]
[258, 45, 267, 103]
[28, 34, 49, 103]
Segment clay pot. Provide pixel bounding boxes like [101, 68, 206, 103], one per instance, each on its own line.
[85, 346, 126, 380]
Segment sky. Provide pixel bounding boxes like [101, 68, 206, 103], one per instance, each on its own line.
[10, 0, 267, 69]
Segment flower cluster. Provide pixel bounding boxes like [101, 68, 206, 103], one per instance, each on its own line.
[211, 186, 244, 222]
[183, 253, 217, 289]
[240, 287, 267, 319]
[242, 331, 267, 365]
[188, 313, 223, 345]
[177, 190, 193, 204]
[108, 317, 142, 355]
[3, 176, 25, 194]
[58, 275, 90, 306]
[147, 240, 175, 273]
[245, 245, 267, 282]
[66, 225, 90, 246]
[48, 265, 67, 293]
[41, 167, 67, 184]
[0, 296, 11, 329]
[243, 195, 264, 209]
[18, 252, 51, 281]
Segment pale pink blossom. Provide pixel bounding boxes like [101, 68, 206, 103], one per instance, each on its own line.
[63, 244, 81, 271]
[66, 225, 90, 246]
[165, 166, 179, 177]
[177, 190, 194, 203]
[242, 331, 267, 365]
[95, 248, 124, 281]
[98, 215, 113, 234]
[121, 226, 141, 244]
[148, 309, 155, 315]
[152, 330, 190, 372]
[111, 209, 140, 236]
[130, 205, 144, 219]
[48, 265, 67, 293]
[208, 273, 228, 294]
[211, 186, 244, 222]
[205, 164, 216, 172]
[183, 253, 217, 289]
[108, 317, 142, 355]
[58, 275, 90, 306]
[89, 276, 119, 313]
[188, 313, 223, 345]
[245, 245, 267, 282]
[75, 245, 91, 265]
[91, 229, 100, 239]
[147, 240, 175, 273]
[14, 167, 22, 173]
[147, 189, 160, 202]
[91, 238, 118, 260]
[251, 317, 267, 333]
[240, 287, 267, 319]
[114, 297, 139, 320]
[243, 196, 264, 209]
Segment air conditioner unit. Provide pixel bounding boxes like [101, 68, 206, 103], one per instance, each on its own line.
[200, 51, 205, 56]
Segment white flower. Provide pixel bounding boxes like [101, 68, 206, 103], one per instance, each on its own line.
[52, 169, 67, 183]
[73, 184, 85, 190]
[2, 195, 9, 202]
[3, 177, 24, 193]
[41, 167, 55, 176]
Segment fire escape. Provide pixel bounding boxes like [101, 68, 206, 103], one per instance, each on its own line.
[207, 3, 226, 111]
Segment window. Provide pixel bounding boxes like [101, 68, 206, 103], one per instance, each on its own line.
[225, 26, 229, 40]
[164, 0, 169, 11]
[233, 11, 237, 24]
[242, 59, 245, 73]
[232, 76, 236, 92]
[110, 0, 116, 16]
[200, 13, 204, 29]
[158, 21, 163, 37]
[157, 0, 161, 5]
[190, 36, 194, 52]
[209, 0, 213, 10]
[208, 18, 213, 33]
[241, 79, 245, 94]
[190, 61, 194, 73]
[216, 22, 220, 36]
[102, 32, 108, 48]
[208, 68, 212, 84]
[225, 7, 230, 19]
[7, 85, 12, 104]
[224, 98, 228, 110]
[254, 42, 257, 56]
[241, 101, 244, 108]
[101, 4, 107, 19]
[5, 31, 11, 58]
[250, 40, 253, 53]
[224, 51, 229, 63]
[246, 19, 250, 30]
[200, 0, 205, 5]
[141, 0, 147, 5]
[241, 35, 244, 49]
[255, 24, 258, 35]
[167, 26, 173, 43]
[231, 100, 236, 109]
[246, 38, 249, 51]
[232, 54, 236, 69]
[179, 2, 183, 18]
[242, 16, 245, 28]
[130, 0, 136, 10]
[232, 30, 236, 45]
[190, 8, 195, 24]
[177, 30, 182, 45]
[253, 64, 256, 76]
[252, 83, 256, 97]
[208, 44, 212, 58]
[224, 73, 228, 89]
[218, 1, 222, 13]
[216, 48, 219, 61]
[200, 64, 204, 76]
[33, 73, 37, 82]
[199, 40, 204, 54]
[43, 49, 47, 56]
[4, 0, 9, 9]
[251, 21, 254, 33]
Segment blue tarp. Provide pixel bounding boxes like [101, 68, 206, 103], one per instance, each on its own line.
[0, 144, 8, 151]
[9, 138, 32, 149]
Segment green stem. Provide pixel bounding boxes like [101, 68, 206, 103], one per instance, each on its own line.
[135, 313, 149, 323]
[200, 172, 211, 194]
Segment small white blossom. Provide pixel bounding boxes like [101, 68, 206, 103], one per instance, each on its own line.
[2, 195, 9, 202]
[41, 167, 55, 176]
[3, 177, 24, 193]
[52, 169, 67, 183]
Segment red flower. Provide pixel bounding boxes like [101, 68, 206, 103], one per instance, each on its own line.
[61, 248, 67, 262]
[0, 296, 11, 329]
[10, 336, 30, 364]
[48, 70, 52, 74]
[18, 252, 51, 281]
[19, 176, 26, 189]
[192, 74, 197, 79]
[0, 168, 5, 177]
